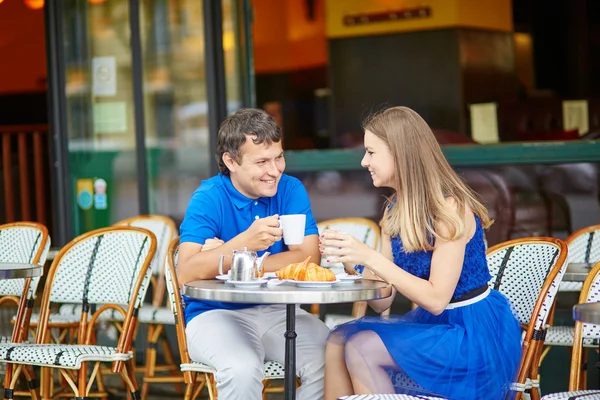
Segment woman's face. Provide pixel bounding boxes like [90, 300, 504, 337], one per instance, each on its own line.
[361, 130, 395, 188]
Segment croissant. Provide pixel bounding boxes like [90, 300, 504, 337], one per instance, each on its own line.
[276, 257, 336, 282]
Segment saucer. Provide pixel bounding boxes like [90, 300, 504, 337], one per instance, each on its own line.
[228, 279, 268, 289]
[215, 274, 229, 281]
[288, 279, 340, 288]
[336, 273, 363, 282]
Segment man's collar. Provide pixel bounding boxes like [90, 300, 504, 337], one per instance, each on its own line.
[221, 174, 268, 209]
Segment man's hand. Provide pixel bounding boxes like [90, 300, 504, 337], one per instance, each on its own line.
[242, 215, 283, 251]
[201, 238, 225, 252]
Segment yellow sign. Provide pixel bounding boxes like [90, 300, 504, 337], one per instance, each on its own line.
[76, 179, 94, 210]
[326, 0, 512, 38]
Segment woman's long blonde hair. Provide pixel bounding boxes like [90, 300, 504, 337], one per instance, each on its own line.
[363, 106, 492, 252]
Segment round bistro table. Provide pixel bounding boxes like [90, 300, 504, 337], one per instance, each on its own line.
[0, 263, 43, 280]
[183, 279, 391, 400]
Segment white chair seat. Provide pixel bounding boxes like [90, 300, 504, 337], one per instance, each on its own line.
[325, 314, 355, 329]
[544, 326, 598, 347]
[138, 306, 175, 324]
[54, 304, 175, 325]
[559, 281, 583, 292]
[181, 360, 285, 380]
[0, 343, 130, 369]
[29, 312, 82, 325]
[338, 395, 447, 399]
[542, 390, 600, 399]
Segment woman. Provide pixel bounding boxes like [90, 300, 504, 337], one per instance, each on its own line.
[320, 106, 521, 400]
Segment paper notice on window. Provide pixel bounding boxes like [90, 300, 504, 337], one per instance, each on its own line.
[93, 102, 127, 134]
[92, 57, 117, 97]
[469, 103, 499, 144]
[562, 100, 589, 136]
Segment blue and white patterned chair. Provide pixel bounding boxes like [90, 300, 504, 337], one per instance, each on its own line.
[0, 226, 156, 400]
[486, 237, 568, 400]
[558, 224, 600, 293]
[544, 225, 600, 356]
[164, 238, 287, 400]
[541, 261, 600, 399]
[115, 215, 179, 398]
[316, 217, 382, 327]
[0, 222, 50, 398]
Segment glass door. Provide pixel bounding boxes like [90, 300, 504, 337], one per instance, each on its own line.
[55, 0, 249, 236]
[140, 0, 246, 225]
[62, 0, 140, 235]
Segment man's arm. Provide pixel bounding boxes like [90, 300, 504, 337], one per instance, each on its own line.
[178, 233, 251, 284]
[178, 215, 283, 284]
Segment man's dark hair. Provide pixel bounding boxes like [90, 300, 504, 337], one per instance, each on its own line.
[216, 108, 282, 175]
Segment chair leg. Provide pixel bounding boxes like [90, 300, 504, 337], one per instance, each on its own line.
[3, 363, 15, 400]
[158, 329, 183, 390]
[184, 382, 195, 400]
[22, 365, 40, 400]
[40, 367, 53, 400]
[207, 373, 217, 400]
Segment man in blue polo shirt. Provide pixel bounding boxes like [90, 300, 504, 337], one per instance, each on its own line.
[178, 108, 329, 400]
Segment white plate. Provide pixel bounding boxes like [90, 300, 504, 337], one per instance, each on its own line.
[263, 272, 278, 279]
[228, 279, 268, 289]
[336, 273, 363, 282]
[215, 274, 230, 281]
[288, 279, 340, 288]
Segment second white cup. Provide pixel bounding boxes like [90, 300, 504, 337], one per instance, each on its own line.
[279, 214, 306, 245]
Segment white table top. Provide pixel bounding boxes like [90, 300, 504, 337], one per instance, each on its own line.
[183, 279, 391, 305]
[0, 263, 43, 279]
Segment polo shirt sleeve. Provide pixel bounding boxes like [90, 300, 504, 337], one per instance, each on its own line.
[180, 190, 221, 245]
[285, 179, 319, 236]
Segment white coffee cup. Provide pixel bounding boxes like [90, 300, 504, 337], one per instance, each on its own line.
[279, 214, 306, 245]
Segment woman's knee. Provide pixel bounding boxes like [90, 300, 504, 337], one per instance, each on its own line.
[344, 330, 391, 367]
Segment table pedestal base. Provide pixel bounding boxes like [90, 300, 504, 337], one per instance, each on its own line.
[284, 304, 297, 400]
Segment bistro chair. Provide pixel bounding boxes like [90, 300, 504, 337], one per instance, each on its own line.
[0, 222, 50, 398]
[114, 215, 179, 398]
[557, 224, 600, 292]
[316, 217, 381, 327]
[486, 237, 568, 400]
[541, 261, 600, 399]
[0, 226, 156, 400]
[543, 225, 600, 359]
[358, 237, 567, 399]
[164, 237, 288, 400]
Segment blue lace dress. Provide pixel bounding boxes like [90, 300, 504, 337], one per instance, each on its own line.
[330, 217, 522, 399]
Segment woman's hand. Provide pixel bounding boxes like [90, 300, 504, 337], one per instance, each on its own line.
[319, 230, 377, 266]
[201, 238, 225, 252]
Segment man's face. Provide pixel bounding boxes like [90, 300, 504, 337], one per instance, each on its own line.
[226, 136, 285, 199]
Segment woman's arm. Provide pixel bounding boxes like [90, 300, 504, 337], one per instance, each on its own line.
[322, 200, 475, 315]
[363, 233, 397, 313]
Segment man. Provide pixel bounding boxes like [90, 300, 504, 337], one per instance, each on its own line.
[178, 108, 330, 400]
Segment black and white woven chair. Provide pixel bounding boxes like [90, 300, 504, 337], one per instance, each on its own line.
[0, 222, 50, 398]
[164, 238, 287, 400]
[486, 237, 569, 400]
[543, 225, 600, 357]
[0, 226, 156, 400]
[114, 215, 180, 398]
[316, 217, 383, 327]
[541, 261, 600, 399]
[557, 224, 600, 293]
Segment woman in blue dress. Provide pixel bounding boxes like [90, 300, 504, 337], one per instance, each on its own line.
[320, 106, 522, 400]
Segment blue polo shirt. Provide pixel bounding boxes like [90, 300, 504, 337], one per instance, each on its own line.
[180, 173, 318, 325]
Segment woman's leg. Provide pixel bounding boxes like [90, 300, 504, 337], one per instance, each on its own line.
[324, 337, 354, 400]
[344, 330, 397, 394]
